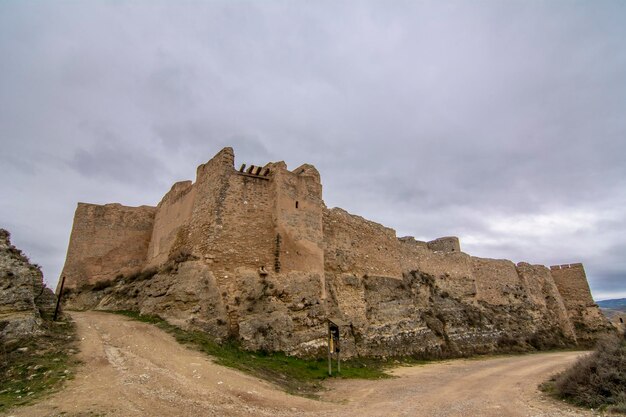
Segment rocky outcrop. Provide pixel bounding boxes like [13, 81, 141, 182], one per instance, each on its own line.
[0, 229, 56, 348]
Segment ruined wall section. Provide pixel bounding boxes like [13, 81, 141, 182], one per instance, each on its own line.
[271, 163, 324, 275]
[551, 264, 594, 306]
[551, 263, 612, 344]
[427, 236, 461, 253]
[324, 213, 581, 357]
[185, 147, 235, 259]
[59, 203, 155, 289]
[516, 263, 576, 341]
[211, 171, 275, 276]
[183, 148, 275, 276]
[323, 208, 403, 277]
[472, 258, 524, 306]
[146, 180, 196, 268]
[216, 161, 326, 345]
[398, 240, 477, 298]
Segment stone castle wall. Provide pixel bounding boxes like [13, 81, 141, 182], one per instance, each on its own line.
[323, 208, 403, 278]
[146, 180, 196, 268]
[58, 147, 611, 357]
[61, 203, 155, 288]
[550, 263, 609, 343]
[322, 208, 581, 357]
[272, 163, 324, 276]
[427, 236, 461, 252]
[551, 263, 595, 307]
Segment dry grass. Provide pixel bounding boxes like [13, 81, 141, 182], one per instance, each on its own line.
[543, 333, 626, 413]
[0, 317, 79, 412]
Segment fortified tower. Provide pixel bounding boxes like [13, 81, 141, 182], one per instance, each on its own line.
[60, 147, 324, 290]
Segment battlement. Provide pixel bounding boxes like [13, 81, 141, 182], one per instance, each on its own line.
[427, 236, 461, 253]
[398, 236, 428, 248]
[398, 236, 463, 253]
[550, 263, 584, 271]
[236, 163, 271, 180]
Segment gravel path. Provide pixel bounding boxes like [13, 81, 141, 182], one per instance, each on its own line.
[4, 311, 611, 417]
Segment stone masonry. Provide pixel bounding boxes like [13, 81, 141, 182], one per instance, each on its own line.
[58, 147, 612, 357]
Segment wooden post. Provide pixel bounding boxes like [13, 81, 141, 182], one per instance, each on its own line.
[53, 275, 66, 321]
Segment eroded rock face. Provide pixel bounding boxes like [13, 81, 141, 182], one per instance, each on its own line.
[327, 267, 577, 358]
[0, 229, 56, 347]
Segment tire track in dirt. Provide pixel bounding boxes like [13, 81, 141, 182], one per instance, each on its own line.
[5, 311, 610, 417]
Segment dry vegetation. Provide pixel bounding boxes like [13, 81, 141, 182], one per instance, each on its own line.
[0, 317, 79, 412]
[542, 332, 626, 413]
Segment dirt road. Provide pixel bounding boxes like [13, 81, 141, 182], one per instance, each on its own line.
[6, 311, 603, 417]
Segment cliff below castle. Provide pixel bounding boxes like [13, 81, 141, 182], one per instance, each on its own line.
[1, 229, 57, 348]
[58, 147, 612, 358]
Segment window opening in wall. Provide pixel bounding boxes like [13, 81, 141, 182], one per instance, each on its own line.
[295, 201, 299, 209]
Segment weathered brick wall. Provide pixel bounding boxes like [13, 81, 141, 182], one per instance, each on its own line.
[272, 164, 324, 275]
[472, 257, 524, 306]
[550, 263, 611, 343]
[208, 171, 276, 277]
[186, 147, 234, 260]
[398, 242, 477, 298]
[323, 216, 584, 356]
[323, 208, 403, 277]
[427, 236, 461, 252]
[146, 180, 196, 268]
[181, 148, 277, 284]
[516, 262, 576, 340]
[59, 203, 155, 289]
[550, 264, 595, 307]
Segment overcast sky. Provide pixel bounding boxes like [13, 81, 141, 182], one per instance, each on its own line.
[1, 1, 625, 300]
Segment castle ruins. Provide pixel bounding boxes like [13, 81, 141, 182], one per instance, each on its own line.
[59, 147, 611, 358]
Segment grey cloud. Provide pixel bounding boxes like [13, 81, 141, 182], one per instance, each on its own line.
[1, 1, 625, 299]
[67, 126, 168, 185]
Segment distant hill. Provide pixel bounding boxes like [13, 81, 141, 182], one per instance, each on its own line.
[597, 298, 626, 311]
[597, 298, 626, 321]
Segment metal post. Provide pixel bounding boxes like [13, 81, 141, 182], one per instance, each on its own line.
[53, 276, 66, 321]
[337, 349, 341, 373]
[327, 324, 332, 376]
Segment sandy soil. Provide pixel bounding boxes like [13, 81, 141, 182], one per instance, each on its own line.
[4, 311, 609, 417]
